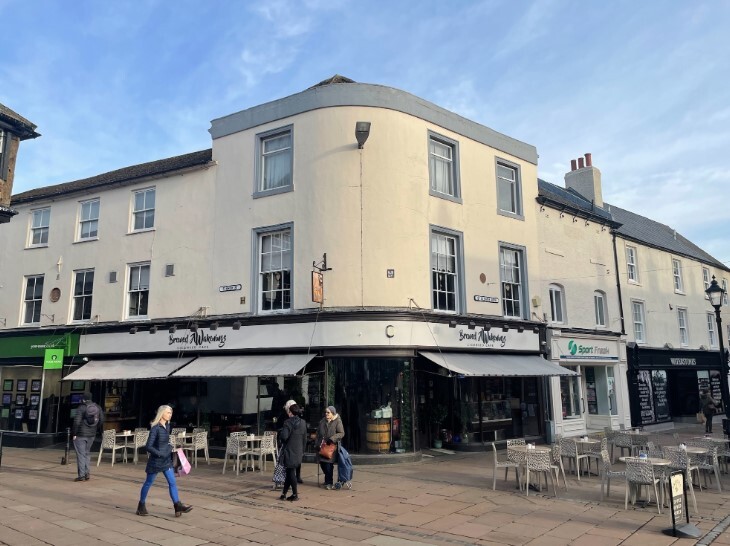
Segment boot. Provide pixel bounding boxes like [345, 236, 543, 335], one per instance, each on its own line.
[174, 501, 192, 517]
[136, 502, 148, 516]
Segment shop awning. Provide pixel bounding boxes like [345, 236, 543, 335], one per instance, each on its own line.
[170, 354, 316, 378]
[63, 357, 197, 381]
[419, 352, 578, 377]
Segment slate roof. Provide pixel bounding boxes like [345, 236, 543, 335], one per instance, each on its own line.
[0, 103, 40, 140]
[537, 178, 616, 224]
[606, 202, 728, 271]
[11, 149, 213, 205]
[308, 74, 356, 89]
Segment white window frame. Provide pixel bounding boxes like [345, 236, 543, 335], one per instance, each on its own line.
[672, 258, 684, 293]
[127, 263, 150, 318]
[496, 158, 523, 219]
[626, 246, 638, 283]
[500, 244, 527, 319]
[72, 269, 95, 322]
[428, 131, 460, 202]
[22, 275, 44, 325]
[254, 125, 293, 197]
[677, 307, 689, 347]
[548, 284, 565, 324]
[29, 207, 50, 247]
[255, 225, 292, 313]
[703, 267, 711, 298]
[707, 312, 718, 348]
[430, 228, 464, 313]
[723, 279, 729, 306]
[632, 300, 646, 343]
[131, 188, 155, 231]
[78, 199, 100, 241]
[594, 290, 607, 327]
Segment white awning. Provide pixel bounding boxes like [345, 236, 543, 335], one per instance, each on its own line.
[63, 357, 197, 381]
[419, 352, 578, 377]
[170, 354, 316, 378]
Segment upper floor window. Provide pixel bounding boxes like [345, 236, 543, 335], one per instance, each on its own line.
[128, 263, 150, 318]
[500, 245, 526, 319]
[72, 269, 94, 321]
[78, 199, 99, 240]
[703, 267, 711, 297]
[672, 258, 684, 292]
[723, 279, 729, 306]
[548, 284, 565, 323]
[707, 312, 718, 348]
[29, 208, 50, 246]
[677, 307, 689, 347]
[23, 275, 44, 324]
[431, 229, 462, 312]
[626, 246, 638, 283]
[496, 160, 522, 217]
[632, 300, 646, 343]
[132, 188, 155, 231]
[258, 227, 292, 313]
[594, 290, 607, 327]
[256, 126, 293, 196]
[428, 132, 460, 201]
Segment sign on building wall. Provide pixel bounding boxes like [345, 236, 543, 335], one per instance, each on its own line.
[554, 338, 619, 361]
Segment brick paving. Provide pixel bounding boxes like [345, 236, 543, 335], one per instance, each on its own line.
[0, 424, 729, 545]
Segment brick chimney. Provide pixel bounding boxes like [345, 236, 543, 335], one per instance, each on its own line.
[564, 152, 603, 207]
[0, 103, 40, 224]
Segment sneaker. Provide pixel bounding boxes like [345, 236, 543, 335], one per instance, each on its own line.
[74, 476, 85, 482]
[325, 484, 333, 490]
[286, 495, 299, 501]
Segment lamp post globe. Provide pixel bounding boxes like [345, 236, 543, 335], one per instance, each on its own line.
[705, 276, 730, 422]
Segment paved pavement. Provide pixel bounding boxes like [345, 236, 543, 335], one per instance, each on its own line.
[1, 424, 729, 545]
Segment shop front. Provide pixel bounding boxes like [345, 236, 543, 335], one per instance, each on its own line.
[627, 345, 726, 427]
[548, 331, 629, 437]
[0, 331, 80, 446]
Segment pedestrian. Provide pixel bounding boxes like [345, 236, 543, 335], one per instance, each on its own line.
[278, 399, 304, 484]
[700, 390, 718, 434]
[316, 405, 345, 490]
[135, 405, 193, 517]
[278, 403, 307, 502]
[72, 394, 103, 482]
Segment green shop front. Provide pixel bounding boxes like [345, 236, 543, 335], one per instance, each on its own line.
[0, 331, 80, 446]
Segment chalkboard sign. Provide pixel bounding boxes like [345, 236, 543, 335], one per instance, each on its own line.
[652, 370, 670, 422]
[637, 370, 655, 425]
[710, 371, 724, 414]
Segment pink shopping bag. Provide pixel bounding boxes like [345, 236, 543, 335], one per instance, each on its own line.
[176, 448, 192, 476]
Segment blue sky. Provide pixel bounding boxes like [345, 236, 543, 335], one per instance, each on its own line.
[2, 1, 728, 262]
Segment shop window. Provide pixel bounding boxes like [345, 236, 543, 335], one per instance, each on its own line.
[560, 366, 581, 419]
[607, 367, 618, 416]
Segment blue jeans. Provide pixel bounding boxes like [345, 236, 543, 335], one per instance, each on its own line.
[73, 436, 93, 478]
[139, 468, 179, 503]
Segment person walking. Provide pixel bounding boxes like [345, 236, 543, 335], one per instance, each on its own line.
[135, 405, 193, 517]
[278, 403, 307, 502]
[316, 405, 344, 490]
[700, 390, 718, 434]
[278, 399, 304, 484]
[72, 395, 103, 482]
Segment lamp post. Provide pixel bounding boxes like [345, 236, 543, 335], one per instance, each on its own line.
[705, 276, 730, 421]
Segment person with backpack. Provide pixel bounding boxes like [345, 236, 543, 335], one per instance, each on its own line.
[72, 395, 104, 482]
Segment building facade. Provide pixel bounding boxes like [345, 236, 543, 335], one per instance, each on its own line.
[0, 103, 40, 224]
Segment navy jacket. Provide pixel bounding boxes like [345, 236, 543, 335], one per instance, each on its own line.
[145, 422, 173, 474]
[72, 403, 104, 438]
[279, 416, 307, 469]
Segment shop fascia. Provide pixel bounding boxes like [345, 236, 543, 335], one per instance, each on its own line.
[80, 319, 540, 354]
[0, 332, 80, 360]
[551, 335, 620, 362]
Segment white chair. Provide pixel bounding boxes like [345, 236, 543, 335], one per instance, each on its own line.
[686, 439, 722, 492]
[613, 432, 633, 462]
[132, 429, 149, 464]
[664, 447, 698, 513]
[524, 449, 557, 497]
[183, 431, 210, 468]
[257, 432, 278, 473]
[96, 429, 127, 466]
[550, 443, 568, 491]
[222, 432, 251, 475]
[624, 457, 662, 514]
[560, 437, 590, 480]
[491, 442, 521, 491]
[599, 448, 625, 500]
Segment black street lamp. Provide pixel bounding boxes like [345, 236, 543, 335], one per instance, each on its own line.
[705, 276, 730, 422]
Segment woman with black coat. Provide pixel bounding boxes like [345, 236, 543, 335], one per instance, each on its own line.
[277, 403, 307, 501]
[135, 405, 193, 517]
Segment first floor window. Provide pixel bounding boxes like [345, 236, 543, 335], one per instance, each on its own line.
[560, 367, 581, 418]
[73, 270, 94, 321]
[132, 188, 155, 230]
[23, 275, 44, 324]
[632, 301, 646, 343]
[428, 133, 459, 199]
[128, 264, 150, 317]
[258, 128, 293, 193]
[707, 313, 718, 348]
[594, 291, 607, 327]
[30, 208, 50, 246]
[678, 308, 689, 346]
[259, 229, 292, 312]
[549, 284, 565, 323]
[431, 231, 460, 312]
[500, 246, 524, 318]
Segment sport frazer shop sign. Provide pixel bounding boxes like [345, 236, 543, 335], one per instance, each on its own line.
[556, 338, 619, 361]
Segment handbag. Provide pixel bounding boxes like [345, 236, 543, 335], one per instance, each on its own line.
[319, 441, 336, 460]
[175, 448, 192, 476]
[697, 411, 707, 424]
[272, 447, 286, 484]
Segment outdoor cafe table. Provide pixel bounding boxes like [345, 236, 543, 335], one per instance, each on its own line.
[508, 445, 552, 491]
[619, 456, 671, 508]
[115, 431, 133, 463]
[237, 435, 264, 472]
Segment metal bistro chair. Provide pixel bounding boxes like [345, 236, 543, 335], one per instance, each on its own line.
[257, 432, 278, 473]
[524, 449, 557, 497]
[613, 432, 633, 462]
[560, 437, 590, 480]
[550, 443, 568, 491]
[686, 439, 722, 492]
[491, 442, 521, 491]
[599, 448, 625, 501]
[183, 430, 210, 468]
[222, 431, 251, 475]
[96, 429, 127, 466]
[583, 437, 607, 476]
[132, 428, 150, 464]
[664, 447, 698, 513]
[624, 457, 662, 514]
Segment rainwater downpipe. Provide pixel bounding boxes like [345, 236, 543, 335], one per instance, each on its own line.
[611, 229, 626, 335]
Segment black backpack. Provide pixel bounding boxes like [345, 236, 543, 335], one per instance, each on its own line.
[83, 403, 100, 427]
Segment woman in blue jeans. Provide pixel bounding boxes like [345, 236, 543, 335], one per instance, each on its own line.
[135, 405, 192, 517]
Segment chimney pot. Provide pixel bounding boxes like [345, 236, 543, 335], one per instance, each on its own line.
[585, 153, 592, 167]
[570, 159, 577, 171]
[578, 157, 585, 169]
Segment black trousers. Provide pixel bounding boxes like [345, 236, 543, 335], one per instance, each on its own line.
[320, 461, 334, 485]
[282, 467, 298, 497]
[705, 412, 713, 433]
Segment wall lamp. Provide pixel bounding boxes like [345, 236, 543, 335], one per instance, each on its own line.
[190, 323, 199, 332]
[355, 121, 371, 149]
[129, 326, 138, 334]
[502, 325, 510, 332]
[533, 326, 540, 334]
[168, 325, 177, 334]
[149, 325, 158, 334]
[468, 321, 476, 330]
[209, 322, 219, 331]
[232, 321, 241, 330]
[449, 320, 458, 328]
[517, 325, 524, 333]
[484, 324, 491, 331]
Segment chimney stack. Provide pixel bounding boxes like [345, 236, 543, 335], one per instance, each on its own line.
[564, 152, 603, 208]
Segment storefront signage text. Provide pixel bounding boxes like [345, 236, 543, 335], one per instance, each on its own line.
[458, 328, 507, 348]
[670, 358, 696, 366]
[169, 329, 227, 349]
[559, 339, 617, 360]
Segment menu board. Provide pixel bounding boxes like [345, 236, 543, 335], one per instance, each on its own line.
[710, 370, 724, 414]
[652, 370, 670, 422]
[585, 367, 598, 415]
[637, 370, 655, 425]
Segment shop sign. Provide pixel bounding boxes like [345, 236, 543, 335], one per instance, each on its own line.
[0, 333, 79, 359]
[168, 329, 227, 349]
[219, 284, 242, 292]
[670, 358, 696, 366]
[43, 348, 64, 369]
[456, 327, 508, 348]
[557, 338, 618, 360]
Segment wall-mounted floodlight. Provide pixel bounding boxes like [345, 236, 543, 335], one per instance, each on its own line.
[355, 121, 371, 149]
[169, 325, 177, 334]
[232, 321, 241, 330]
[149, 325, 158, 334]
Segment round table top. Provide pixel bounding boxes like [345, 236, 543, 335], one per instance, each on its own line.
[508, 444, 551, 453]
[576, 438, 601, 444]
[619, 456, 670, 466]
[692, 436, 728, 443]
[682, 446, 708, 454]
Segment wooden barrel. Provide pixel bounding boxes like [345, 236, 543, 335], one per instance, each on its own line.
[366, 419, 390, 452]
